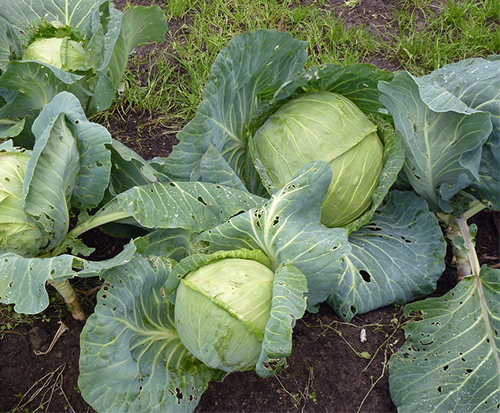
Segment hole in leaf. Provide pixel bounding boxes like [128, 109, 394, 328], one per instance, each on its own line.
[360, 270, 371, 283]
[197, 196, 207, 206]
[437, 386, 442, 393]
[175, 388, 183, 403]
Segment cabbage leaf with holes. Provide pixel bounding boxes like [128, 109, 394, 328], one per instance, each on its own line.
[390, 266, 500, 412]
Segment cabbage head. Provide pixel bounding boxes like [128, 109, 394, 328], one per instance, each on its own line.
[22, 37, 87, 71]
[174, 257, 274, 373]
[0, 151, 46, 256]
[252, 91, 384, 227]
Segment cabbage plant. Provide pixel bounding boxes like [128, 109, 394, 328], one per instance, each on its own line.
[0, 0, 167, 142]
[79, 246, 308, 412]
[76, 157, 448, 412]
[379, 56, 500, 413]
[153, 30, 447, 320]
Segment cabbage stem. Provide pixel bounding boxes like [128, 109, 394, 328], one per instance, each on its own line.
[442, 214, 480, 281]
[48, 279, 86, 320]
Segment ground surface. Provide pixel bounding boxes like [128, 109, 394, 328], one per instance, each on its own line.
[0, 1, 498, 412]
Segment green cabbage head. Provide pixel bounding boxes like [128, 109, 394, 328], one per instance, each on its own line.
[174, 257, 274, 373]
[252, 91, 384, 227]
[0, 151, 46, 256]
[22, 37, 87, 71]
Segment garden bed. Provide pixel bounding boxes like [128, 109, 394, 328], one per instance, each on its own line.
[0, 0, 498, 412]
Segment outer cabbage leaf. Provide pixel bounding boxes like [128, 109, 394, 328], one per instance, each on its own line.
[198, 161, 351, 310]
[109, 181, 266, 231]
[107, 139, 170, 197]
[24, 113, 79, 251]
[134, 228, 193, 263]
[269, 62, 394, 121]
[79, 253, 222, 412]
[87, 4, 168, 114]
[162, 30, 307, 193]
[0, 16, 21, 73]
[0, 241, 137, 314]
[30, 92, 112, 209]
[20, 92, 112, 251]
[379, 57, 499, 212]
[326, 190, 447, 320]
[189, 143, 248, 191]
[72, 180, 267, 238]
[0, 62, 87, 132]
[256, 263, 308, 378]
[390, 266, 500, 412]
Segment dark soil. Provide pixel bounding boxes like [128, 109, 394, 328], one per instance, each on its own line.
[0, 1, 498, 413]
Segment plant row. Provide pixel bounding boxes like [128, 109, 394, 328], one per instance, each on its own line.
[0, 1, 498, 412]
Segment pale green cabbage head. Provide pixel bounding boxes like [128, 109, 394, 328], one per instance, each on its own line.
[174, 257, 274, 373]
[22, 37, 87, 71]
[0, 151, 46, 256]
[252, 91, 384, 227]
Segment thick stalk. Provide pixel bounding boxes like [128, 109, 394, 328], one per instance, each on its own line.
[438, 202, 485, 280]
[47, 204, 131, 317]
[47, 279, 86, 320]
[444, 215, 480, 280]
[453, 216, 481, 277]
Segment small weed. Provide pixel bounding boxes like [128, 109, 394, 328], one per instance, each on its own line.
[0, 304, 39, 339]
[275, 364, 318, 411]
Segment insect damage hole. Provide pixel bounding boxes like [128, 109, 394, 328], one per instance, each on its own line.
[175, 387, 184, 404]
[359, 270, 371, 283]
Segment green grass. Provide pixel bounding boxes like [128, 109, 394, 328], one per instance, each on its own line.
[392, 0, 500, 75]
[115, 0, 499, 128]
